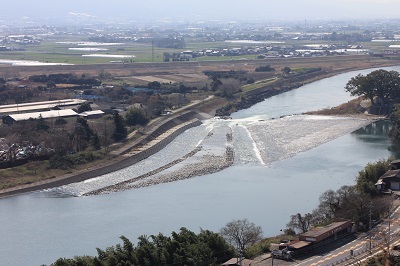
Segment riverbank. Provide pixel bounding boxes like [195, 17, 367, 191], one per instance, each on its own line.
[52, 115, 377, 197]
[0, 59, 399, 198]
[1, 65, 398, 266]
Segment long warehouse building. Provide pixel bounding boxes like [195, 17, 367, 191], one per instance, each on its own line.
[0, 99, 86, 116]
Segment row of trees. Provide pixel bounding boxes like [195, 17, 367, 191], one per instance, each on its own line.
[49, 219, 266, 266]
[50, 228, 235, 266]
[389, 104, 400, 144]
[285, 71, 400, 251]
[286, 159, 393, 234]
[28, 73, 101, 86]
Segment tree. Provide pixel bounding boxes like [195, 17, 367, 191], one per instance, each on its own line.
[282, 67, 291, 75]
[318, 189, 341, 219]
[125, 107, 149, 127]
[220, 218, 263, 254]
[54, 117, 67, 125]
[77, 102, 92, 113]
[214, 78, 241, 98]
[112, 112, 127, 141]
[286, 213, 313, 233]
[36, 114, 50, 131]
[355, 158, 391, 196]
[51, 228, 233, 265]
[255, 65, 275, 72]
[163, 52, 171, 62]
[148, 81, 161, 90]
[73, 117, 96, 151]
[46, 80, 56, 90]
[211, 79, 222, 92]
[345, 69, 400, 105]
[390, 104, 400, 144]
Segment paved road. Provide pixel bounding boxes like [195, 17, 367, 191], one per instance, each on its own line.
[256, 199, 400, 266]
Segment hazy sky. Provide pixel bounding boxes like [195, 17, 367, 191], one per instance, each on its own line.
[2, 0, 400, 22]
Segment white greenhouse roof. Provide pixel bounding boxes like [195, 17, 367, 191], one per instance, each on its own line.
[8, 109, 78, 121]
[78, 110, 105, 117]
[0, 99, 86, 115]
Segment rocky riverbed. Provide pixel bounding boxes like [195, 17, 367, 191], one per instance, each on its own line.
[84, 127, 234, 195]
[41, 115, 377, 197]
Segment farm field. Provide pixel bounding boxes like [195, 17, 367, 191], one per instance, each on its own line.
[1, 34, 394, 66]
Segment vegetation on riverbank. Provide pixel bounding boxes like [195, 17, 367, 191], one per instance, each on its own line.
[35, 64, 400, 265]
[49, 228, 235, 266]
[305, 97, 367, 116]
[0, 60, 343, 192]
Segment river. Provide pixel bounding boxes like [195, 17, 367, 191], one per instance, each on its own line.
[1, 66, 400, 266]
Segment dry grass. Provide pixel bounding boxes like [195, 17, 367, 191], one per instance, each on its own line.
[0, 161, 64, 189]
[305, 97, 367, 116]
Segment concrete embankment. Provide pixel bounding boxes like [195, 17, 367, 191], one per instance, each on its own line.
[0, 115, 202, 198]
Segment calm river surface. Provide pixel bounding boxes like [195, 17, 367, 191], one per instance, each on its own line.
[1, 66, 400, 266]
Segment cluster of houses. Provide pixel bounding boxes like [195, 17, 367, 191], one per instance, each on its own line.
[0, 35, 42, 49]
[174, 43, 369, 61]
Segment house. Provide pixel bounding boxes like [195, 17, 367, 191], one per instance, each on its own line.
[375, 160, 400, 191]
[375, 169, 400, 191]
[298, 220, 353, 243]
[390, 159, 400, 170]
[273, 220, 354, 256]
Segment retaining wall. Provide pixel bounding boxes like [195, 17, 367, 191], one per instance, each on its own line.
[0, 118, 202, 198]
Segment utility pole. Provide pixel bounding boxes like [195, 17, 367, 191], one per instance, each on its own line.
[369, 203, 372, 253]
[152, 40, 155, 62]
[388, 204, 392, 253]
[239, 248, 243, 266]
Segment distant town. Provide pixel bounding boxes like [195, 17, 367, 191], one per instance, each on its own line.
[0, 18, 400, 66]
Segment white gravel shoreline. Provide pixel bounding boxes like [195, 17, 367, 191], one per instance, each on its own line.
[52, 115, 377, 197]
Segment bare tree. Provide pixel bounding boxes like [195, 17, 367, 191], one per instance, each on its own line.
[318, 189, 342, 219]
[220, 218, 263, 253]
[215, 78, 241, 98]
[286, 213, 313, 233]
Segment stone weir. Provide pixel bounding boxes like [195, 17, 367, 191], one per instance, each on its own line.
[0, 111, 203, 198]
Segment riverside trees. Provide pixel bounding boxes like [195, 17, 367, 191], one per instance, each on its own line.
[345, 69, 400, 105]
[50, 228, 235, 266]
[220, 219, 263, 255]
[286, 160, 394, 234]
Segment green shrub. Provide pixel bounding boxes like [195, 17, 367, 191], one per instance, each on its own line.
[48, 151, 104, 169]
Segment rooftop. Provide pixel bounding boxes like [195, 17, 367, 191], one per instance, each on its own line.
[0, 99, 86, 115]
[381, 169, 400, 179]
[8, 109, 78, 121]
[299, 220, 352, 239]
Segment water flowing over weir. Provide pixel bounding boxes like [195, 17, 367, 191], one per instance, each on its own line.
[39, 65, 400, 198]
[39, 115, 372, 197]
[3, 67, 400, 266]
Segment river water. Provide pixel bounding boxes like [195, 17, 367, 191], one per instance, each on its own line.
[1, 66, 400, 266]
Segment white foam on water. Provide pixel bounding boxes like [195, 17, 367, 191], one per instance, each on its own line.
[241, 124, 265, 165]
[39, 115, 372, 197]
